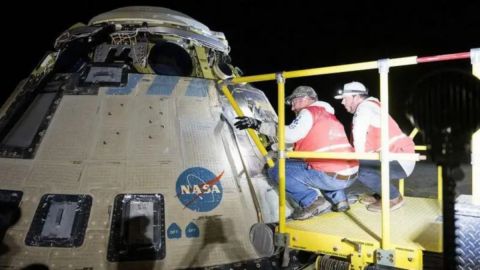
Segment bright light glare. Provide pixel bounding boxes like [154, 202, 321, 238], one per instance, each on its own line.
[471, 48, 480, 80]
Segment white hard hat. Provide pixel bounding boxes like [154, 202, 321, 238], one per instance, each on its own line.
[334, 81, 368, 99]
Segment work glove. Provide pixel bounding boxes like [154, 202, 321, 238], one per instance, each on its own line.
[234, 116, 262, 131]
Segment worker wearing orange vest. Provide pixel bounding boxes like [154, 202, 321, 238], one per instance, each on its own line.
[335, 81, 415, 212]
[235, 86, 359, 220]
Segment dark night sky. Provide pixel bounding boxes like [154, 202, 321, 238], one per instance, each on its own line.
[2, 1, 479, 123]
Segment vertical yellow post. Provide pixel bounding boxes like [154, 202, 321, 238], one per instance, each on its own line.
[472, 129, 480, 205]
[437, 165, 443, 207]
[378, 59, 391, 250]
[277, 73, 287, 233]
[398, 180, 404, 196]
[220, 83, 274, 167]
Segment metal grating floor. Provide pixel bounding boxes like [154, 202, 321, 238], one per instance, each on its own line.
[286, 197, 443, 252]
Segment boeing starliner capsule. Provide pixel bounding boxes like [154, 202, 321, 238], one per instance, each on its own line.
[0, 6, 298, 269]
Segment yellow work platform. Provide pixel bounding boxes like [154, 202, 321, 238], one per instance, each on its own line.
[284, 197, 442, 269]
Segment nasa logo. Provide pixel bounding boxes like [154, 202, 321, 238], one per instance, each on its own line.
[176, 167, 224, 212]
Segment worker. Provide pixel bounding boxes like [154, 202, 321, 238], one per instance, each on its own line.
[235, 86, 359, 220]
[335, 81, 415, 211]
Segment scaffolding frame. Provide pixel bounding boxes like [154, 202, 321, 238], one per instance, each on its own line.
[220, 48, 478, 269]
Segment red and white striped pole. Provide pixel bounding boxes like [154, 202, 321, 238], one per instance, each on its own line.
[416, 49, 479, 79]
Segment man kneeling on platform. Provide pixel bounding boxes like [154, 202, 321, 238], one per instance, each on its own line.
[234, 86, 359, 220]
[335, 81, 416, 212]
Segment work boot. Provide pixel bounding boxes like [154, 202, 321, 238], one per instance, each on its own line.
[291, 197, 330, 220]
[331, 200, 350, 212]
[367, 195, 404, 212]
[359, 193, 381, 205]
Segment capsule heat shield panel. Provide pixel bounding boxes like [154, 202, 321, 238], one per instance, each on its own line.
[25, 194, 92, 247]
[107, 194, 165, 262]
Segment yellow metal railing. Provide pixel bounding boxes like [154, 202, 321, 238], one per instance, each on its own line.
[378, 59, 392, 249]
[226, 55, 426, 252]
[220, 49, 478, 266]
[230, 57, 417, 84]
[220, 83, 275, 168]
[438, 165, 443, 207]
[241, 56, 422, 251]
[276, 73, 287, 231]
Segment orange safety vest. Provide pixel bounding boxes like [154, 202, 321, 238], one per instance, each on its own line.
[360, 99, 415, 153]
[295, 106, 358, 172]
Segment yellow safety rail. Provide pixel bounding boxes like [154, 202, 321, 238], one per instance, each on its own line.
[220, 48, 478, 269]
[378, 59, 392, 249]
[276, 73, 287, 231]
[409, 128, 428, 151]
[231, 57, 417, 84]
[219, 83, 275, 168]
[287, 151, 418, 161]
[438, 165, 443, 207]
[245, 56, 422, 250]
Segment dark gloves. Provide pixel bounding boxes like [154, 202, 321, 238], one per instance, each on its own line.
[234, 116, 262, 131]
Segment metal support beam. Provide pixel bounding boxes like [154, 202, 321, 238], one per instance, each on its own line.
[378, 58, 392, 251]
[219, 83, 274, 167]
[276, 72, 287, 233]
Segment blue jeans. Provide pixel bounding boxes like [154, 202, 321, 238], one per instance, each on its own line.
[267, 159, 356, 208]
[358, 160, 409, 199]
